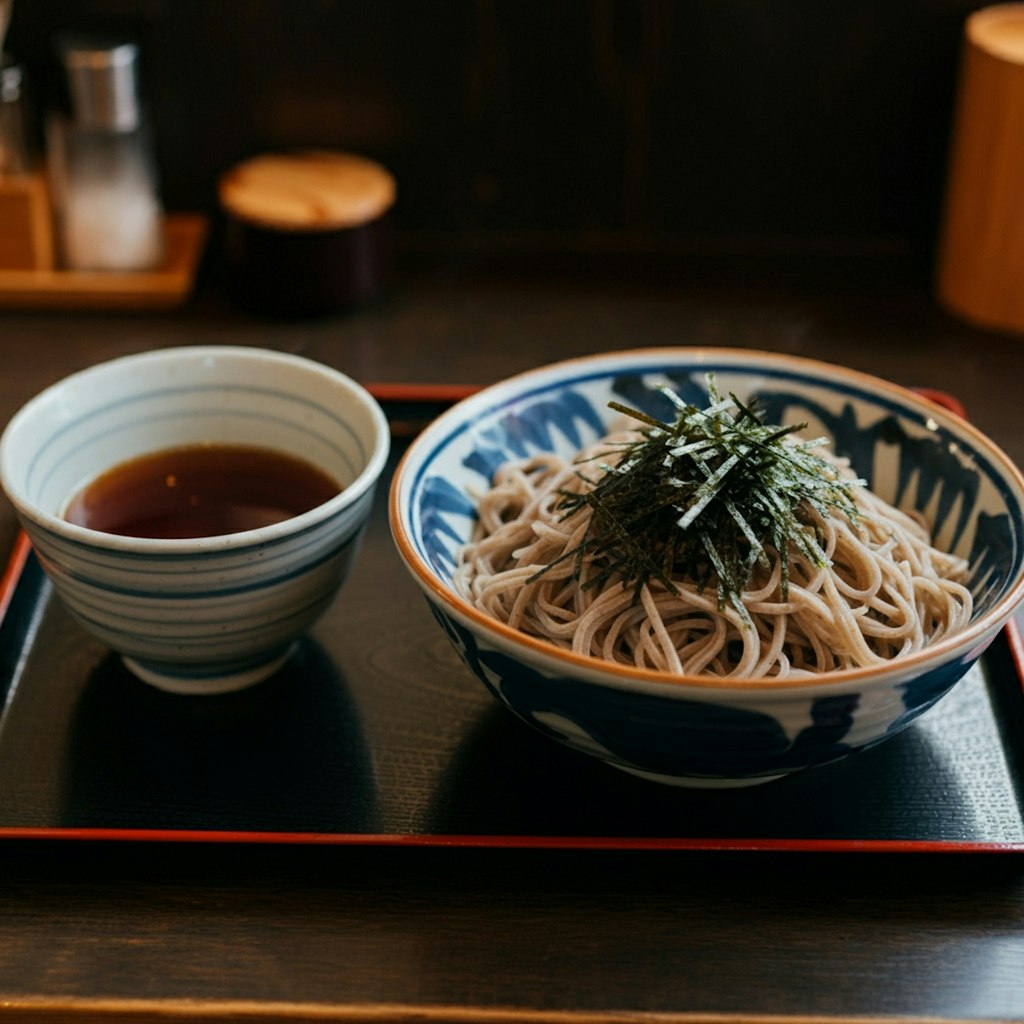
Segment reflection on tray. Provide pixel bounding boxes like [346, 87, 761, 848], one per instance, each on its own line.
[61, 641, 376, 834]
[424, 659, 1023, 845]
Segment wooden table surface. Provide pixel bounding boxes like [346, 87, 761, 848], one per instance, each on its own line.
[0, 252, 1023, 1022]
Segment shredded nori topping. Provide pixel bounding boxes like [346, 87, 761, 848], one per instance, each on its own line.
[531, 374, 864, 623]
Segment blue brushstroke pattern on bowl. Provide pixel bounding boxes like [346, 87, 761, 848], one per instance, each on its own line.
[390, 349, 1024, 786]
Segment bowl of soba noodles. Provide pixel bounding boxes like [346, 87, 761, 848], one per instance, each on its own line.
[389, 349, 1024, 787]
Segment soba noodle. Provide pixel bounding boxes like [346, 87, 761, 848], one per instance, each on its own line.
[453, 428, 973, 679]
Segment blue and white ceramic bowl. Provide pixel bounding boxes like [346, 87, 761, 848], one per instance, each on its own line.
[390, 348, 1024, 787]
[0, 346, 390, 694]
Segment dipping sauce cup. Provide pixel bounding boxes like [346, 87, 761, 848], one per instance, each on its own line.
[0, 346, 390, 694]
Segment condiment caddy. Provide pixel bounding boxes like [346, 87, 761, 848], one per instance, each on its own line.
[0, 33, 206, 310]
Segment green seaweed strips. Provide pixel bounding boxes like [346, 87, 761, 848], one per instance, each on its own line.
[534, 374, 865, 623]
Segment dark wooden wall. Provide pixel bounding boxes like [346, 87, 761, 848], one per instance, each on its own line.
[5, 1, 986, 260]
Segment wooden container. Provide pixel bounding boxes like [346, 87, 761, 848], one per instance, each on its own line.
[218, 151, 395, 317]
[937, 4, 1024, 334]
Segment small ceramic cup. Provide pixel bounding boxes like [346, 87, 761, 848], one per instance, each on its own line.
[0, 345, 390, 694]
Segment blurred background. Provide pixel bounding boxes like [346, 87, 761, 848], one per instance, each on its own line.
[3, 0, 984, 272]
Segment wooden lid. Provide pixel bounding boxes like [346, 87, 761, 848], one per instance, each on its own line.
[218, 151, 396, 231]
[968, 4, 1024, 64]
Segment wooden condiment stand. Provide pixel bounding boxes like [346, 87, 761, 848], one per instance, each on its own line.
[937, 4, 1024, 335]
[0, 209, 207, 310]
[0, 170, 54, 271]
[0, 150, 206, 312]
[0, 41, 206, 311]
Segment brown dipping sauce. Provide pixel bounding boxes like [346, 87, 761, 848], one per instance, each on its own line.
[64, 444, 342, 539]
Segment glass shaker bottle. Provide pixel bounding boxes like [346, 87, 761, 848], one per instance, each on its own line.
[48, 37, 164, 271]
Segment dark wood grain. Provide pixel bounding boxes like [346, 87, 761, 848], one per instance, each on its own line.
[4, 0, 974, 259]
[0, 842, 1022, 1018]
[1, 255, 1024, 1019]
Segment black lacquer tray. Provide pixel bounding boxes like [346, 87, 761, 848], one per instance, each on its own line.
[0, 389, 1021, 852]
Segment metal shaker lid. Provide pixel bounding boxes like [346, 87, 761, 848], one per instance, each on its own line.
[59, 37, 141, 131]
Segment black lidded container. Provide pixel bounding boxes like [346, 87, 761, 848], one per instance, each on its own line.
[218, 150, 395, 317]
